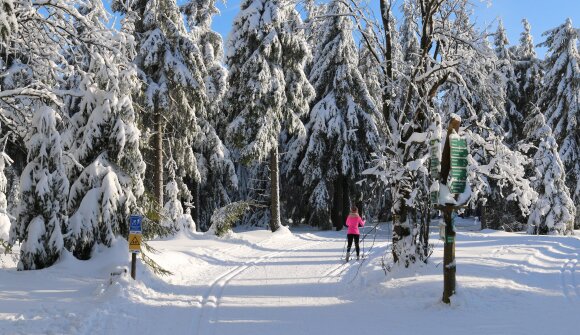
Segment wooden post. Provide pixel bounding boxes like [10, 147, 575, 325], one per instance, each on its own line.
[442, 206, 456, 303]
[440, 117, 461, 304]
[131, 253, 137, 280]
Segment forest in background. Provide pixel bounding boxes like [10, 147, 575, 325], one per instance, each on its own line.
[0, 0, 578, 270]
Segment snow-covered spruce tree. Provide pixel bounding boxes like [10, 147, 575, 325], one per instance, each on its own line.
[537, 18, 580, 227]
[11, 106, 69, 270]
[62, 2, 146, 259]
[359, 26, 384, 109]
[514, 19, 542, 136]
[303, 0, 327, 71]
[524, 112, 575, 235]
[0, 130, 13, 243]
[226, 0, 314, 232]
[1, 0, 146, 261]
[114, 0, 206, 217]
[192, 120, 237, 230]
[468, 20, 527, 231]
[181, 0, 238, 230]
[494, 20, 522, 146]
[182, 0, 228, 128]
[293, 0, 380, 230]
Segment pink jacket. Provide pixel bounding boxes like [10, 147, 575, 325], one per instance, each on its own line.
[345, 213, 365, 235]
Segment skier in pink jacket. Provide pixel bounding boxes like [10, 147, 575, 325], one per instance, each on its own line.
[344, 205, 365, 261]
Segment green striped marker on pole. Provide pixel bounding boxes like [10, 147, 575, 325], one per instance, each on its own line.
[449, 135, 468, 194]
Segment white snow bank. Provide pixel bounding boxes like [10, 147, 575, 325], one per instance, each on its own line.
[1, 222, 579, 335]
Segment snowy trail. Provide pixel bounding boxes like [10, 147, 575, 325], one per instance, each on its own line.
[195, 228, 391, 335]
[2, 224, 580, 335]
[195, 237, 328, 335]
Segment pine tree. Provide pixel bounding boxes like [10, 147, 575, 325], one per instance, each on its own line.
[115, 0, 207, 213]
[538, 18, 580, 226]
[63, 2, 146, 259]
[2, 0, 149, 265]
[297, 0, 381, 230]
[182, 0, 228, 128]
[359, 27, 384, 109]
[226, 0, 313, 231]
[514, 19, 542, 137]
[182, 0, 237, 230]
[11, 106, 69, 270]
[495, 19, 521, 145]
[525, 112, 575, 235]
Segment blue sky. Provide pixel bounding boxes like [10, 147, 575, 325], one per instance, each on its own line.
[210, 0, 580, 58]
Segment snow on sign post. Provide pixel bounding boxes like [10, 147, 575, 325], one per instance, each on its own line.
[129, 215, 142, 280]
[449, 134, 468, 194]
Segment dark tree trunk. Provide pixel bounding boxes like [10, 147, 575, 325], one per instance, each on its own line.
[191, 180, 200, 231]
[391, 199, 411, 264]
[269, 146, 281, 232]
[153, 110, 164, 210]
[332, 176, 344, 231]
[342, 177, 350, 226]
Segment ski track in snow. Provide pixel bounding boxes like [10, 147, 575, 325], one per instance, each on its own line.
[195, 238, 328, 335]
[4, 225, 580, 335]
[560, 253, 579, 302]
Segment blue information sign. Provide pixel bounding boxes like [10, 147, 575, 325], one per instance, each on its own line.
[130, 215, 142, 233]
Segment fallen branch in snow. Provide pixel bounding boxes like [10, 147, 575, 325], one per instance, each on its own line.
[140, 240, 173, 276]
[207, 201, 264, 237]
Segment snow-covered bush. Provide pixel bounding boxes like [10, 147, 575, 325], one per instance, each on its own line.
[162, 179, 195, 233]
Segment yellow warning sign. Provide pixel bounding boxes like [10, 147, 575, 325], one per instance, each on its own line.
[129, 233, 141, 253]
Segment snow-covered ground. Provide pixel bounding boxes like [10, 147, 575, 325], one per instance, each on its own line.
[1, 220, 579, 335]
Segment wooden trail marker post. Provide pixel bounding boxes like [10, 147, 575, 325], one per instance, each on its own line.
[129, 215, 142, 280]
[434, 116, 469, 304]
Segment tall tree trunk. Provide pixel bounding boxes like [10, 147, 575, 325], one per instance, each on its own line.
[391, 189, 411, 264]
[333, 176, 344, 231]
[153, 110, 164, 210]
[269, 146, 281, 232]
[379, 0, 394, 126]
[191, 180, 200, 231]
[342, 177, 350, 227]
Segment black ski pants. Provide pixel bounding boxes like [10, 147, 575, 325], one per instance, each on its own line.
[346, 234, 360, 256]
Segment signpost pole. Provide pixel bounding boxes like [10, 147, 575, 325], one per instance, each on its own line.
[439, 117, 461, 304]
[131, 253, 137, 280]
[442, 206, 456, 304]
[129, 215, 142, 280]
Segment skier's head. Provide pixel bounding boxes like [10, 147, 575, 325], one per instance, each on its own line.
[350, 205, 358, 213]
